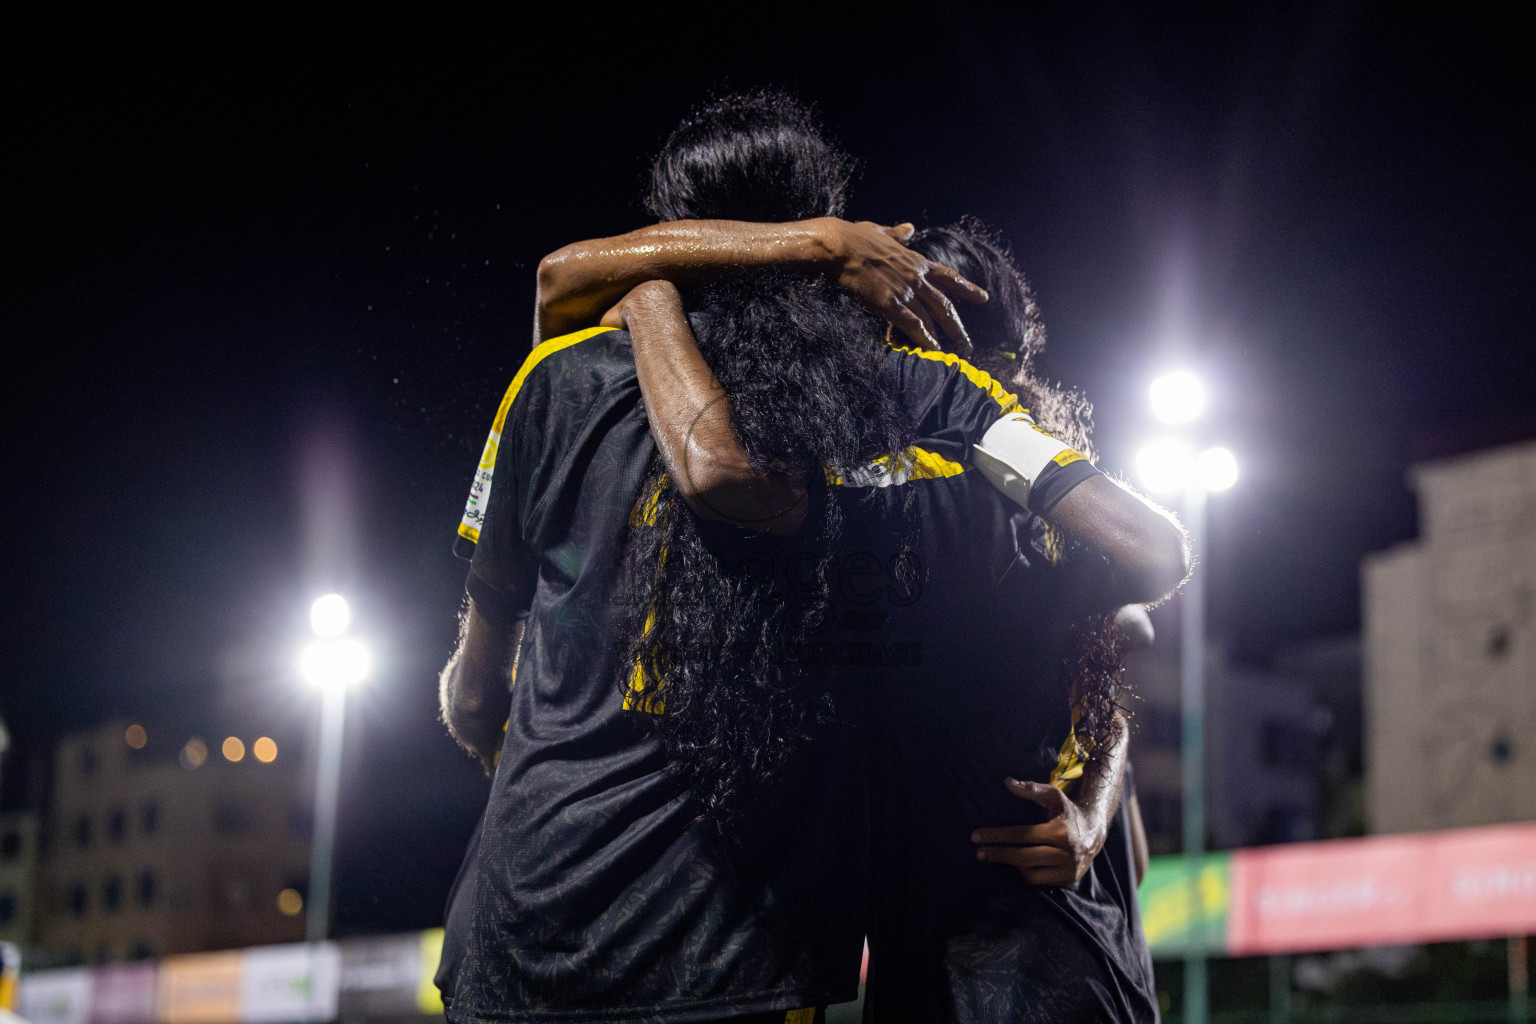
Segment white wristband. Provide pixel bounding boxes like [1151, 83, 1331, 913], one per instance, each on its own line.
[971, 413, 1076, 510]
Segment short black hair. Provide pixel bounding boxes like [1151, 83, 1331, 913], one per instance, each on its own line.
[647, 89, 856, 223]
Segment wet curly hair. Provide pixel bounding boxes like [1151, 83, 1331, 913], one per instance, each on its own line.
[622, 91, 913, 831]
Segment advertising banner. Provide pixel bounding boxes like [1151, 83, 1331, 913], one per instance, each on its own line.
[337, 935, 421, 1019]
[90, 964, 158, 1024]
[18, 969, 92, 1024]
[1138, 853, 1230, 957]
[1227, 821, 1536, 955]
[238, 944, 338, 1024]
[157, 952, 240, 1024]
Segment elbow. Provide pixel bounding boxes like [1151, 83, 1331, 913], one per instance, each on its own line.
[1129, 522, 1193, 605]
[536, 249, 574, 306]
[679, 471, 808, 535]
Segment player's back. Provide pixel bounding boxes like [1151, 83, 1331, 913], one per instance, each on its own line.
[843, 457, 1159, 1024]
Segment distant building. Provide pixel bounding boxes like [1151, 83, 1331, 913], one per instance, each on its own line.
[0, 812, 40, 945]
[35, 722, 312, 964]
[1364, 439, 1536, 833]
[1124, 639, 1323, 852]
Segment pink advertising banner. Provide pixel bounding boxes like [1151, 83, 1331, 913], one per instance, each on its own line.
[1227, 821, 1536, 955]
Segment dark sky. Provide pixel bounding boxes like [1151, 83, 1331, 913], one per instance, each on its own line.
[3, 5, 1533, 931]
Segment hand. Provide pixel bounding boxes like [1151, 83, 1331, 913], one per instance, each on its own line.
[971, 777, 1110, 886]
[822, 219, 987, 354]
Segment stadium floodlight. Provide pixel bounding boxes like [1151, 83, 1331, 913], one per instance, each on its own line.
[1195, 446, 1239, 492]
[1135, 438, 1194, 494]
[299, 637, 372, 691]
[309, 593, 352, 638]
[1149, 371, 1206, 424]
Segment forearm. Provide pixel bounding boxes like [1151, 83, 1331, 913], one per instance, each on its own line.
[439, 600, 518, 769]
[536, 219, 839, 343]
[623, 281, 807, 533]
[1071, 712, 1129, 837]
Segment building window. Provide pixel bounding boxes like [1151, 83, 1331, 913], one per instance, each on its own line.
[68, 880, 88, 918]
[140, 798, 160, 837]
[102, 874, 122, 914]
[108, 807, 127, 843]
[75, 814, 93, 849]
[136, 870, 157, 908]
[213, 800, 252, 835]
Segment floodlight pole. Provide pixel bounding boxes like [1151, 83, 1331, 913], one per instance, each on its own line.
[306, 681, 346, 943]
[1182, 483, 1209, 1024]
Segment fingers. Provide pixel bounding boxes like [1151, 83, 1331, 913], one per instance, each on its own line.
[874, 222, 917, 243]
[918, 282, 974, 356]
[976, 844, 1067, 875]
[928, 264, 989, 305]
[888, 305, 941, 351]
[971, 823, 1063, 847]
[1006, 777, 1070, 817]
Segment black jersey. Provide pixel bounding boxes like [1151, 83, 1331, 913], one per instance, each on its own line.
[840, 458, 1159, 1024]
[449, 324, 1016, 1024]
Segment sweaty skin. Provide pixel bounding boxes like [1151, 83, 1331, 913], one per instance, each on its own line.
[619, 280, 808, 534]
[538, 218, 987, 353]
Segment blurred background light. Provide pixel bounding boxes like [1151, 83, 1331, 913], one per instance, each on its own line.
[300, 637, 372, 690]
[253, 736, 278, 762]
[180, 737, 208, 770]
[309, 593, 352, 638]
[1196, 446, 1240, 492]
[1150, 371, 1207, 424]
[124, 723, 147, 749]
[222, 736, 246, 762]
[1136, 438, 1195, 493]
[276, 888, 304, 916]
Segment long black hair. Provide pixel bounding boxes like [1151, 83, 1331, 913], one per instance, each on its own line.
[911, 219, 1127, 767]
[622, 91, 911, 830]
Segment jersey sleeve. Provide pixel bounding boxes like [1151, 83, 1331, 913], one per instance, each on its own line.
[453, 326, 617, 625]
[883, 345, 1026, 450]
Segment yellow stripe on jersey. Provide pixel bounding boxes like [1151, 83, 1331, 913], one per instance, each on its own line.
[887, 343, 1025, 416]
[1050, 714, 1090, 790]
[828, 445, 968, 488]
[784, 1010, 816, 1024]
[1053, 449, 1088, 468]
[458, 326, 620, 543]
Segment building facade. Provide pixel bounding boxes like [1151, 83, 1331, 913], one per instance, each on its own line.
[1364, 439, 1536, 833]
[36, 723, 312, 964]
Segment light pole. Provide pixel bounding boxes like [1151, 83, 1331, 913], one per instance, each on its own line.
[299, 593, 371, 943]
[1137, 373, 1237, 1024]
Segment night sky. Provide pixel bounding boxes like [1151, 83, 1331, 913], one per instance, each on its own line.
[3, 6, 1533, 932]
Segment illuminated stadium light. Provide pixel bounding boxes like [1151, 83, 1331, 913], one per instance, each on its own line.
[309, 593, 352, 638]
[1135, 439, 1194, 494]
[253, 736, 278, 762]
[299, 637, 372, 690]
[1149, 371, 1206, 424]
[222, 736, 246, 762]
[1195, 447, 1239, 492]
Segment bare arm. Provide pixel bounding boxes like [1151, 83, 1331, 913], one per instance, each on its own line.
[1044, 475, 1191, 607]
[619, 280, 807, 534]
[537, 218, 986, 352]
[970, 713, 1130, 886]
[439, 598, 522, 774]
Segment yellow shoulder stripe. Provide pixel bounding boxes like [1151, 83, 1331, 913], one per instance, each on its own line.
[888, 344, 1024, 415]
[491, 326, 619, 436]
[827, 445, 968, 488]
[456, 325, 619, 544]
